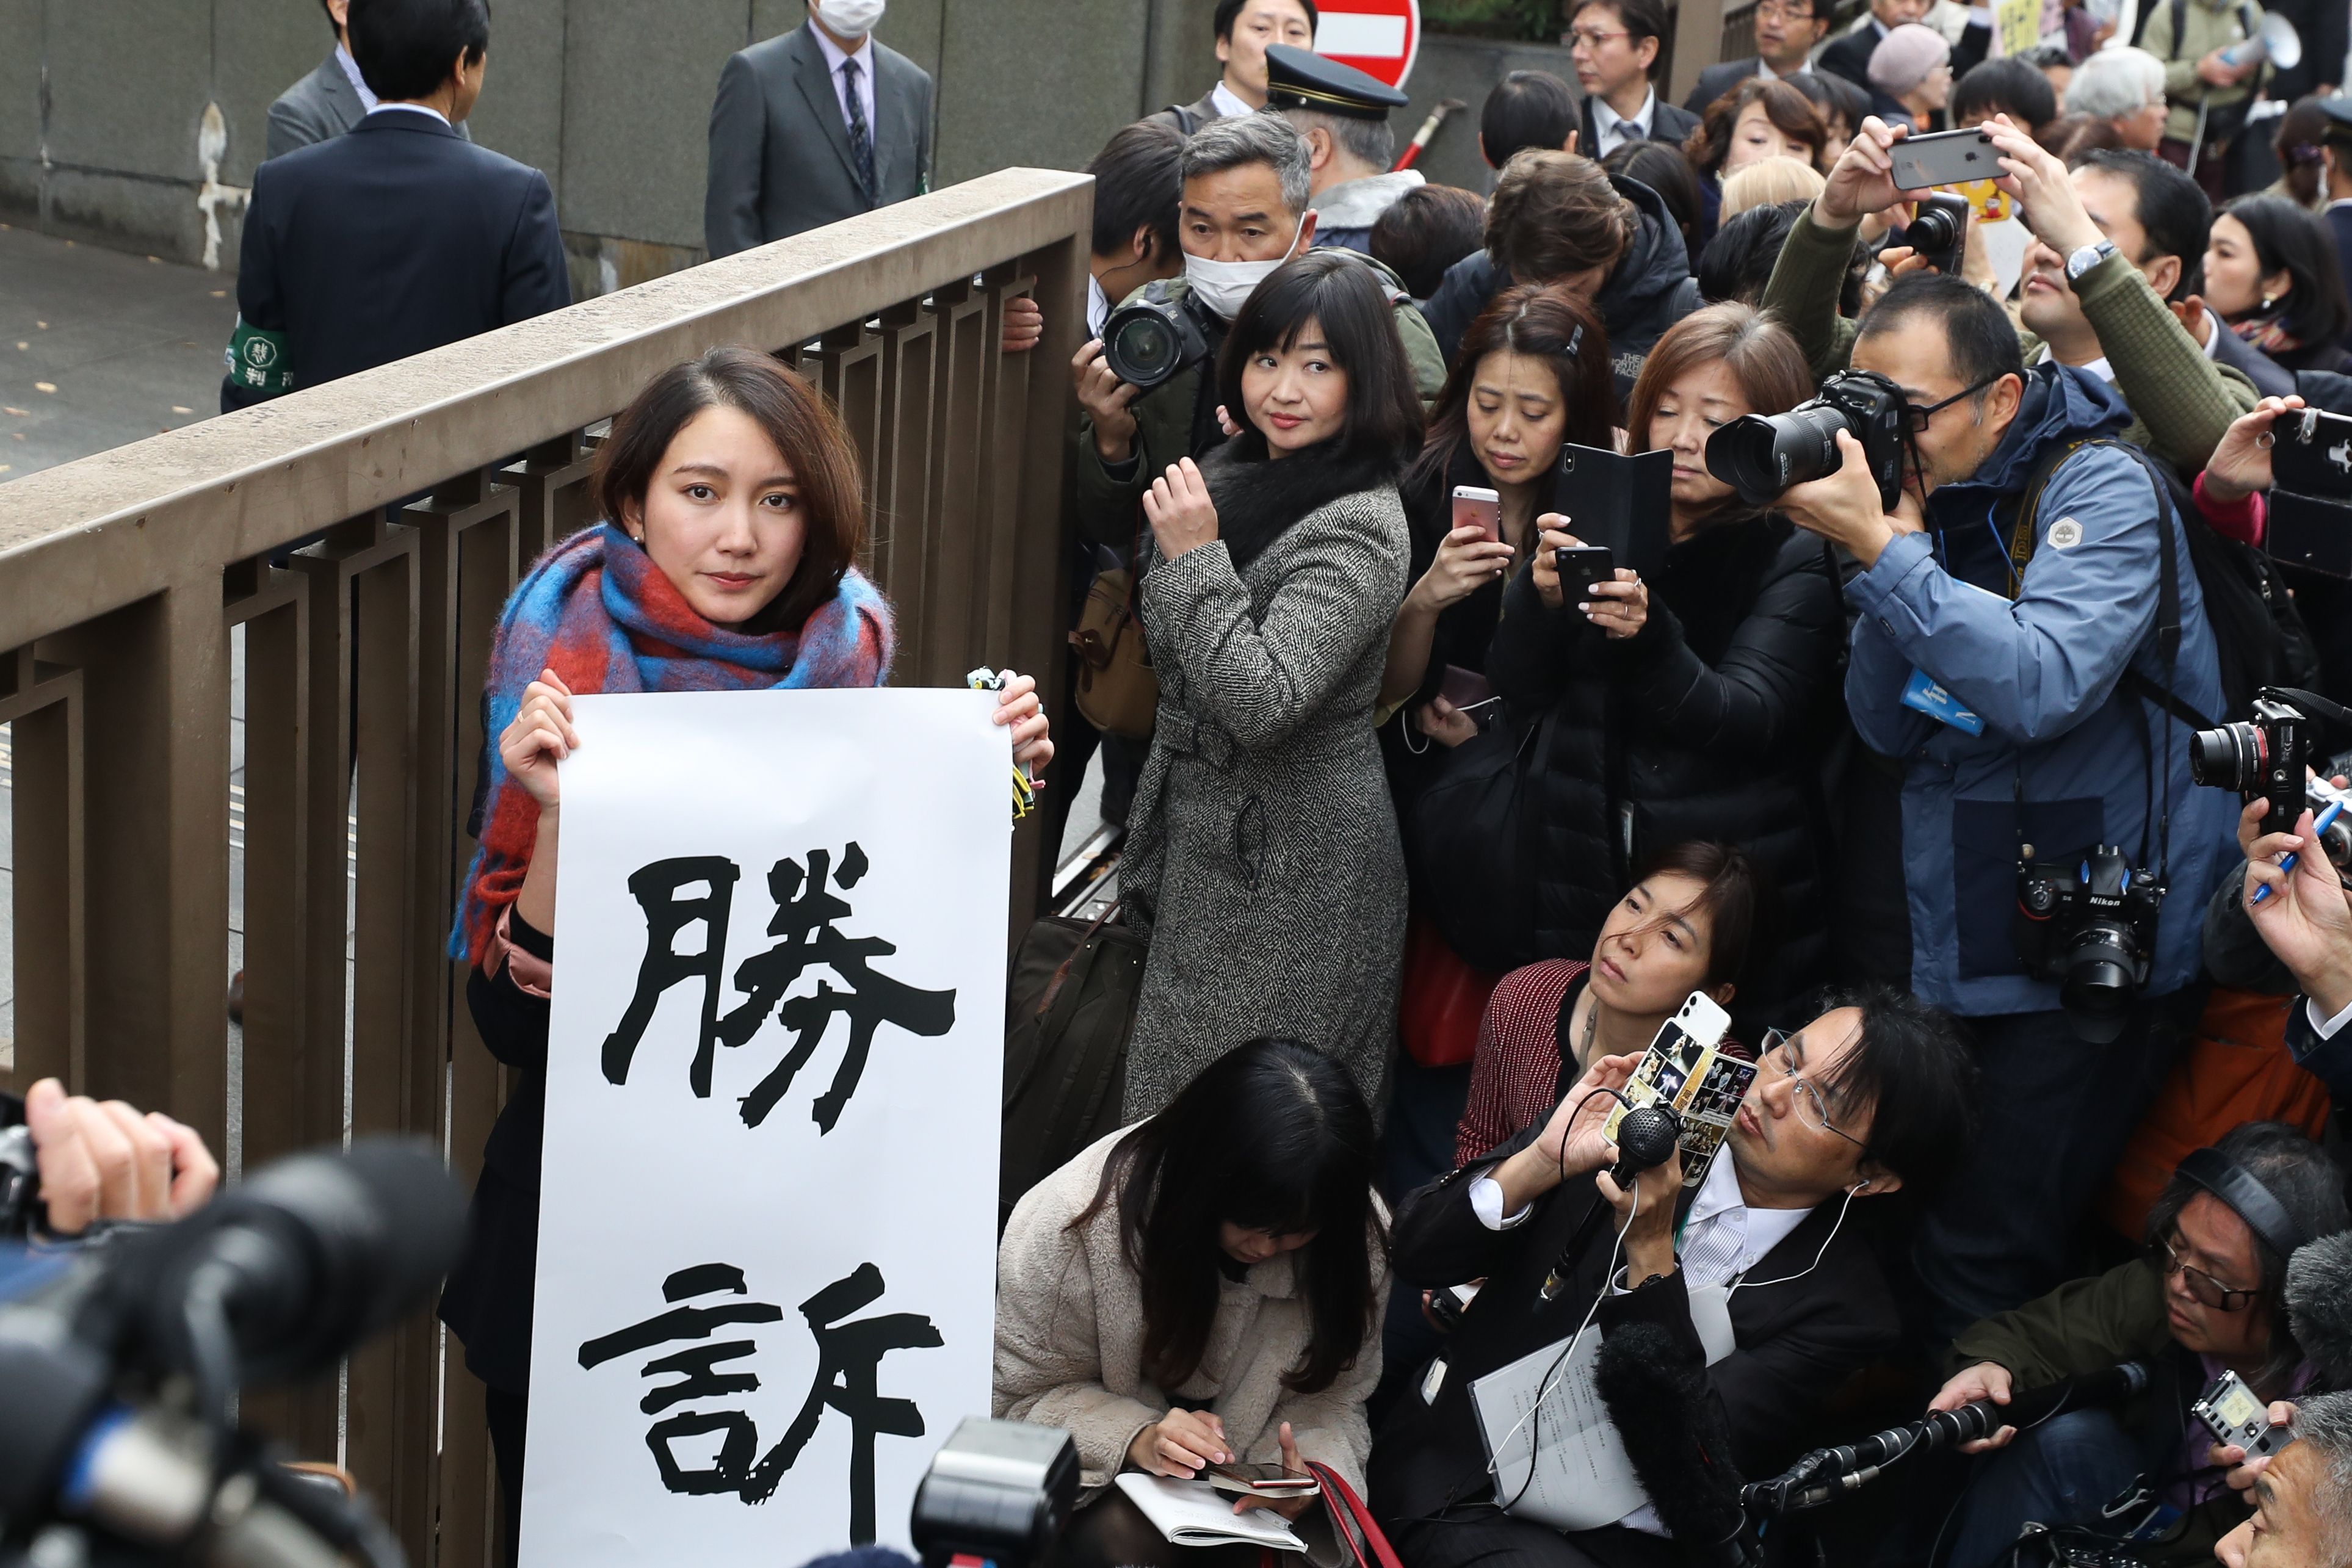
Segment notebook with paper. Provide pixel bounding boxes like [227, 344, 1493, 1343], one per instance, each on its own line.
[1113, 1475, 1310, 1550]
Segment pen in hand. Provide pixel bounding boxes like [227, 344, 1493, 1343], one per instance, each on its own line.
[2254, 798, 2345, 906]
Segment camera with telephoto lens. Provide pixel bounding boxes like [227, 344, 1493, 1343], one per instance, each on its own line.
[1101, 287, 1216, 391]
[1705, 368, 1910, 511]
[1907, 192, 1969, 280]
[2190, 690, 2312, 837]
[2014, 845, 2167, 1042]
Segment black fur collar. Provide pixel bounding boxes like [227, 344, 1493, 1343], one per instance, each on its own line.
[1199, 438, 1402, 571]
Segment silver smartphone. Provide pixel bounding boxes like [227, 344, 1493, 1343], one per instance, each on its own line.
[1889, 128, 1997, 190]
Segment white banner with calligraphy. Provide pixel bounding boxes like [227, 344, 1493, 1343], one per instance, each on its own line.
[520, 687, 1009, 1568]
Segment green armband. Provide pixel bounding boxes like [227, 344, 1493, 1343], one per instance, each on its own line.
[225, 317, 294, 397]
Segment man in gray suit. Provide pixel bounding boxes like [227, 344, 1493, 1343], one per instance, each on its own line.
[703, 0, 933, 258]
[267, 0, 469, 159]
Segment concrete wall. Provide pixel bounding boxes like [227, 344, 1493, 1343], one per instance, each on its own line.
[0, 1, 1652, 287]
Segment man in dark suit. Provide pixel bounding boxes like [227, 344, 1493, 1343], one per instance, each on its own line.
[1817, 0, 1930, 91]
[1152, 0, 1319, 134]
[2320, 99, 2352, 349]
[265, 0, 470, 160]
[222, 0, 568, 411]
[703, 1, 934, 259]
[1683, 0, 1833, 114]
[1369, 988, 1977, 1568]
[1570, 0, 1701, 159]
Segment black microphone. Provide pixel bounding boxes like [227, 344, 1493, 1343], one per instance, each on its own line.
[1595, 1321, 1755, 1564]
[1608, 1104, 1682, 1190]
[2287, 1231, 2352, 1385]
[112, 1134, 466, 1387]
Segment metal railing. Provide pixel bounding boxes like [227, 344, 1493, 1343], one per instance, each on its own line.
[0, 165, 1092, 1568]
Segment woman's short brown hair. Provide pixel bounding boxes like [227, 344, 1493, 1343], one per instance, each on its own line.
[592, 345, 865, 632]
[1485, 150, 1636, 285]
[1683, 78, 1826, 178]
[1624, 303, 1812, 528]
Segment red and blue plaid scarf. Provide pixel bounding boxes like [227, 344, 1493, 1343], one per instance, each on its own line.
[448, 521, 893, 967]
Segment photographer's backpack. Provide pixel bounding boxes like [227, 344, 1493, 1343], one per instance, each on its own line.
[2006, 438, 2317, 726]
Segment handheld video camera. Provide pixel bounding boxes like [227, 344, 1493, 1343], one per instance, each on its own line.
[2267, 406, 2352, 579]
[2014, 845, 2166, 1041]
[1101, 287, 1217, 391]
[2190, 688, 2314, 837]
[1705, 368, 1910, 511]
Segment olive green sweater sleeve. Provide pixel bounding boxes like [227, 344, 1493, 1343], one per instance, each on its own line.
[1760, 207, 1864, 383]
[1947, 1260, 2174, 1387]
[2071, 247, 2258, 474]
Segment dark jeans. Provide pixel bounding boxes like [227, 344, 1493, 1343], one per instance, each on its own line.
[1914, 988, 2201, 1345]
[1945, 1410, 2144, 1568]
[1388, 1512, 1677, 1568]
[486, 1386, 527, 1568]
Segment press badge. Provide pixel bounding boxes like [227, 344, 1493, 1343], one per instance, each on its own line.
[1901, 668, 1985, 735]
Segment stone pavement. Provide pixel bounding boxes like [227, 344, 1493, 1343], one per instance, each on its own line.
[0, 222, 239, 482]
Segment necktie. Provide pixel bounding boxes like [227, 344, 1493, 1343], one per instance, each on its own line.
[841, 58, 877, 203]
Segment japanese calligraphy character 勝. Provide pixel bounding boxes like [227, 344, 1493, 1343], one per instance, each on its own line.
[577, 1260, 944, 1542]
[599, 842, 958, 1131]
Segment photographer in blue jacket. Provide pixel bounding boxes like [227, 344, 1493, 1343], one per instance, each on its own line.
[1773, 121, 2239, 1345]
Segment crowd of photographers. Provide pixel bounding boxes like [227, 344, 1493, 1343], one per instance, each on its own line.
[24, 1, 2352, 1566]
[1020, 1, 2352, 1564]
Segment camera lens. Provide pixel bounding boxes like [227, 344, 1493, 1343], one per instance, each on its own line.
[1105, 311, 1179, 390]
[1706, 403, 1858, 507]
[2059, 923, 2138, 1043]
[2188, 720, 2266, 791]
[1909, 204, 1961, 256]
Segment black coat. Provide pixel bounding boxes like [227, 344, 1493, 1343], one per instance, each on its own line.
[1816, 23, 1884, 90]
[1577, 96, 1702, 162]
[1684, 58, 1762, 116]
[1481, 515, 1845, 1021]
[1367, 1119, 1902, 1531]
[223, 112, 569, 411]
[1421, 177, 1700, 400]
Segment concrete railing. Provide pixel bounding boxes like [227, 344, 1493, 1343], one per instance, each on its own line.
[0, 165, 1091, 1568]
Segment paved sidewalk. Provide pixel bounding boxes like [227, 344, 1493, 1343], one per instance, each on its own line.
[0, 222, 239, 482]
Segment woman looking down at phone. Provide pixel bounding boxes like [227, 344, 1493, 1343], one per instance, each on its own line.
[438, 346, 1052, 1561]
[995, 1039, 1389, 1568]
[1491, 305, 1845, 1017]
[1116, 250, 1425, 1121]
[1381, 284, 1616, 757]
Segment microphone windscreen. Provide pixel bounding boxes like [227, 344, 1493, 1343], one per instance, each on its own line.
[2288, 1232, 2352, 1382]
[1617, 1107, 1682, 1171]
[1595, 1319, 1746, 1545]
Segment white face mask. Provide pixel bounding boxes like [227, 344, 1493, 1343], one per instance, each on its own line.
[813, 0, 886, 38]
[1184, 218, 1307, 320]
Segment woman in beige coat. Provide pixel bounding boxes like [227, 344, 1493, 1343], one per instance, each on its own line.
[995, 1039, 1392, 1565]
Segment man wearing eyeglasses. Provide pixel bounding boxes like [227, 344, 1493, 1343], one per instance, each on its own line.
[1927, 1123, 2348, 1567]
[1369, 988, 1977, 1568]
[1682, 0, 1833, 117]
[1764, 114, 2248, 1349]
[1568, 0, 1700, 160]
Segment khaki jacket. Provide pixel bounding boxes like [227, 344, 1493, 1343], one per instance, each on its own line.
[2141, 0, 2268, 146]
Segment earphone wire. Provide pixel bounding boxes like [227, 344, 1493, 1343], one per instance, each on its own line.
[1728, 1180, 1862, 1296]
[1487, 1176, 1641, 1509]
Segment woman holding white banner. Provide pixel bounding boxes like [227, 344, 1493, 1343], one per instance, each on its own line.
[438, 345, 1054, 1563]
[1119, 249, 1423, 1121]
[996, 1038, 1390, 1568]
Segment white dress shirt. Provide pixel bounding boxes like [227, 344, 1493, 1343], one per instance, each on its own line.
[1212, 80, 1254, 119]
[2312, 994, 2352, 1039]
[335, 42, 380, 113]
[1468, 1145, 1811, 1281]
[811, 24, 878, 139]
[369, 103, 450, 127]
[2035, 342, 2115, 385]
[1591, 88, 1659, 158]
[1087, 275, 1110, 341]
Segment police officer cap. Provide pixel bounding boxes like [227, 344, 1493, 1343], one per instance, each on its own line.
[2315, 95, 2352, 141]
[1263, 43, 1409, 120]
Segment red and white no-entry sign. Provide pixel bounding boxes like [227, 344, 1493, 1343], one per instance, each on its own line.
[1314, 0, 1420, 88]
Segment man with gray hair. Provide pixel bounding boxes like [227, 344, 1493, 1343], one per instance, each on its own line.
[1262, 43, 1422, 254]
[2065, 46, 2170, 153]
[1068, 110, 1443, 551]
[2218, 1390, 2352, 1567]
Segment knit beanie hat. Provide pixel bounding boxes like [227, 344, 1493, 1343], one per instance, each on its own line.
[1869, 23, 1952, 97]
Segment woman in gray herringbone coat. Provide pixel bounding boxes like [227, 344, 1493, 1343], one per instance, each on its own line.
[1118, 250, 1423, 1121]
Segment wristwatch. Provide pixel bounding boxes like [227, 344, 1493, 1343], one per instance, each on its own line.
[2064, 239, 2118, 285]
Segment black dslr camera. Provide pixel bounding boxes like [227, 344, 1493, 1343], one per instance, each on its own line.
[1706, 368, 1910, 511]
[2190, 688, 2312, 837]
[1101, 286, 1216, 391]
[2015, 845, 2166, 1041]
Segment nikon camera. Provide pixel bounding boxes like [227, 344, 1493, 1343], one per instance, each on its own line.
[2015, 845, 2166, 1042]
[1100, 284, 1217, 391]
[1704, 367, 1910, 511]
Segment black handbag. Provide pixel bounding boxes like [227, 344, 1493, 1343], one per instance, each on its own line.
[1404, 708, 1560, 975]
[999, 901, 1147, 1230]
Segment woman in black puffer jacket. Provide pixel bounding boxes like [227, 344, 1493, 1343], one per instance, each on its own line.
[1483, 303, 1845, 1028]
